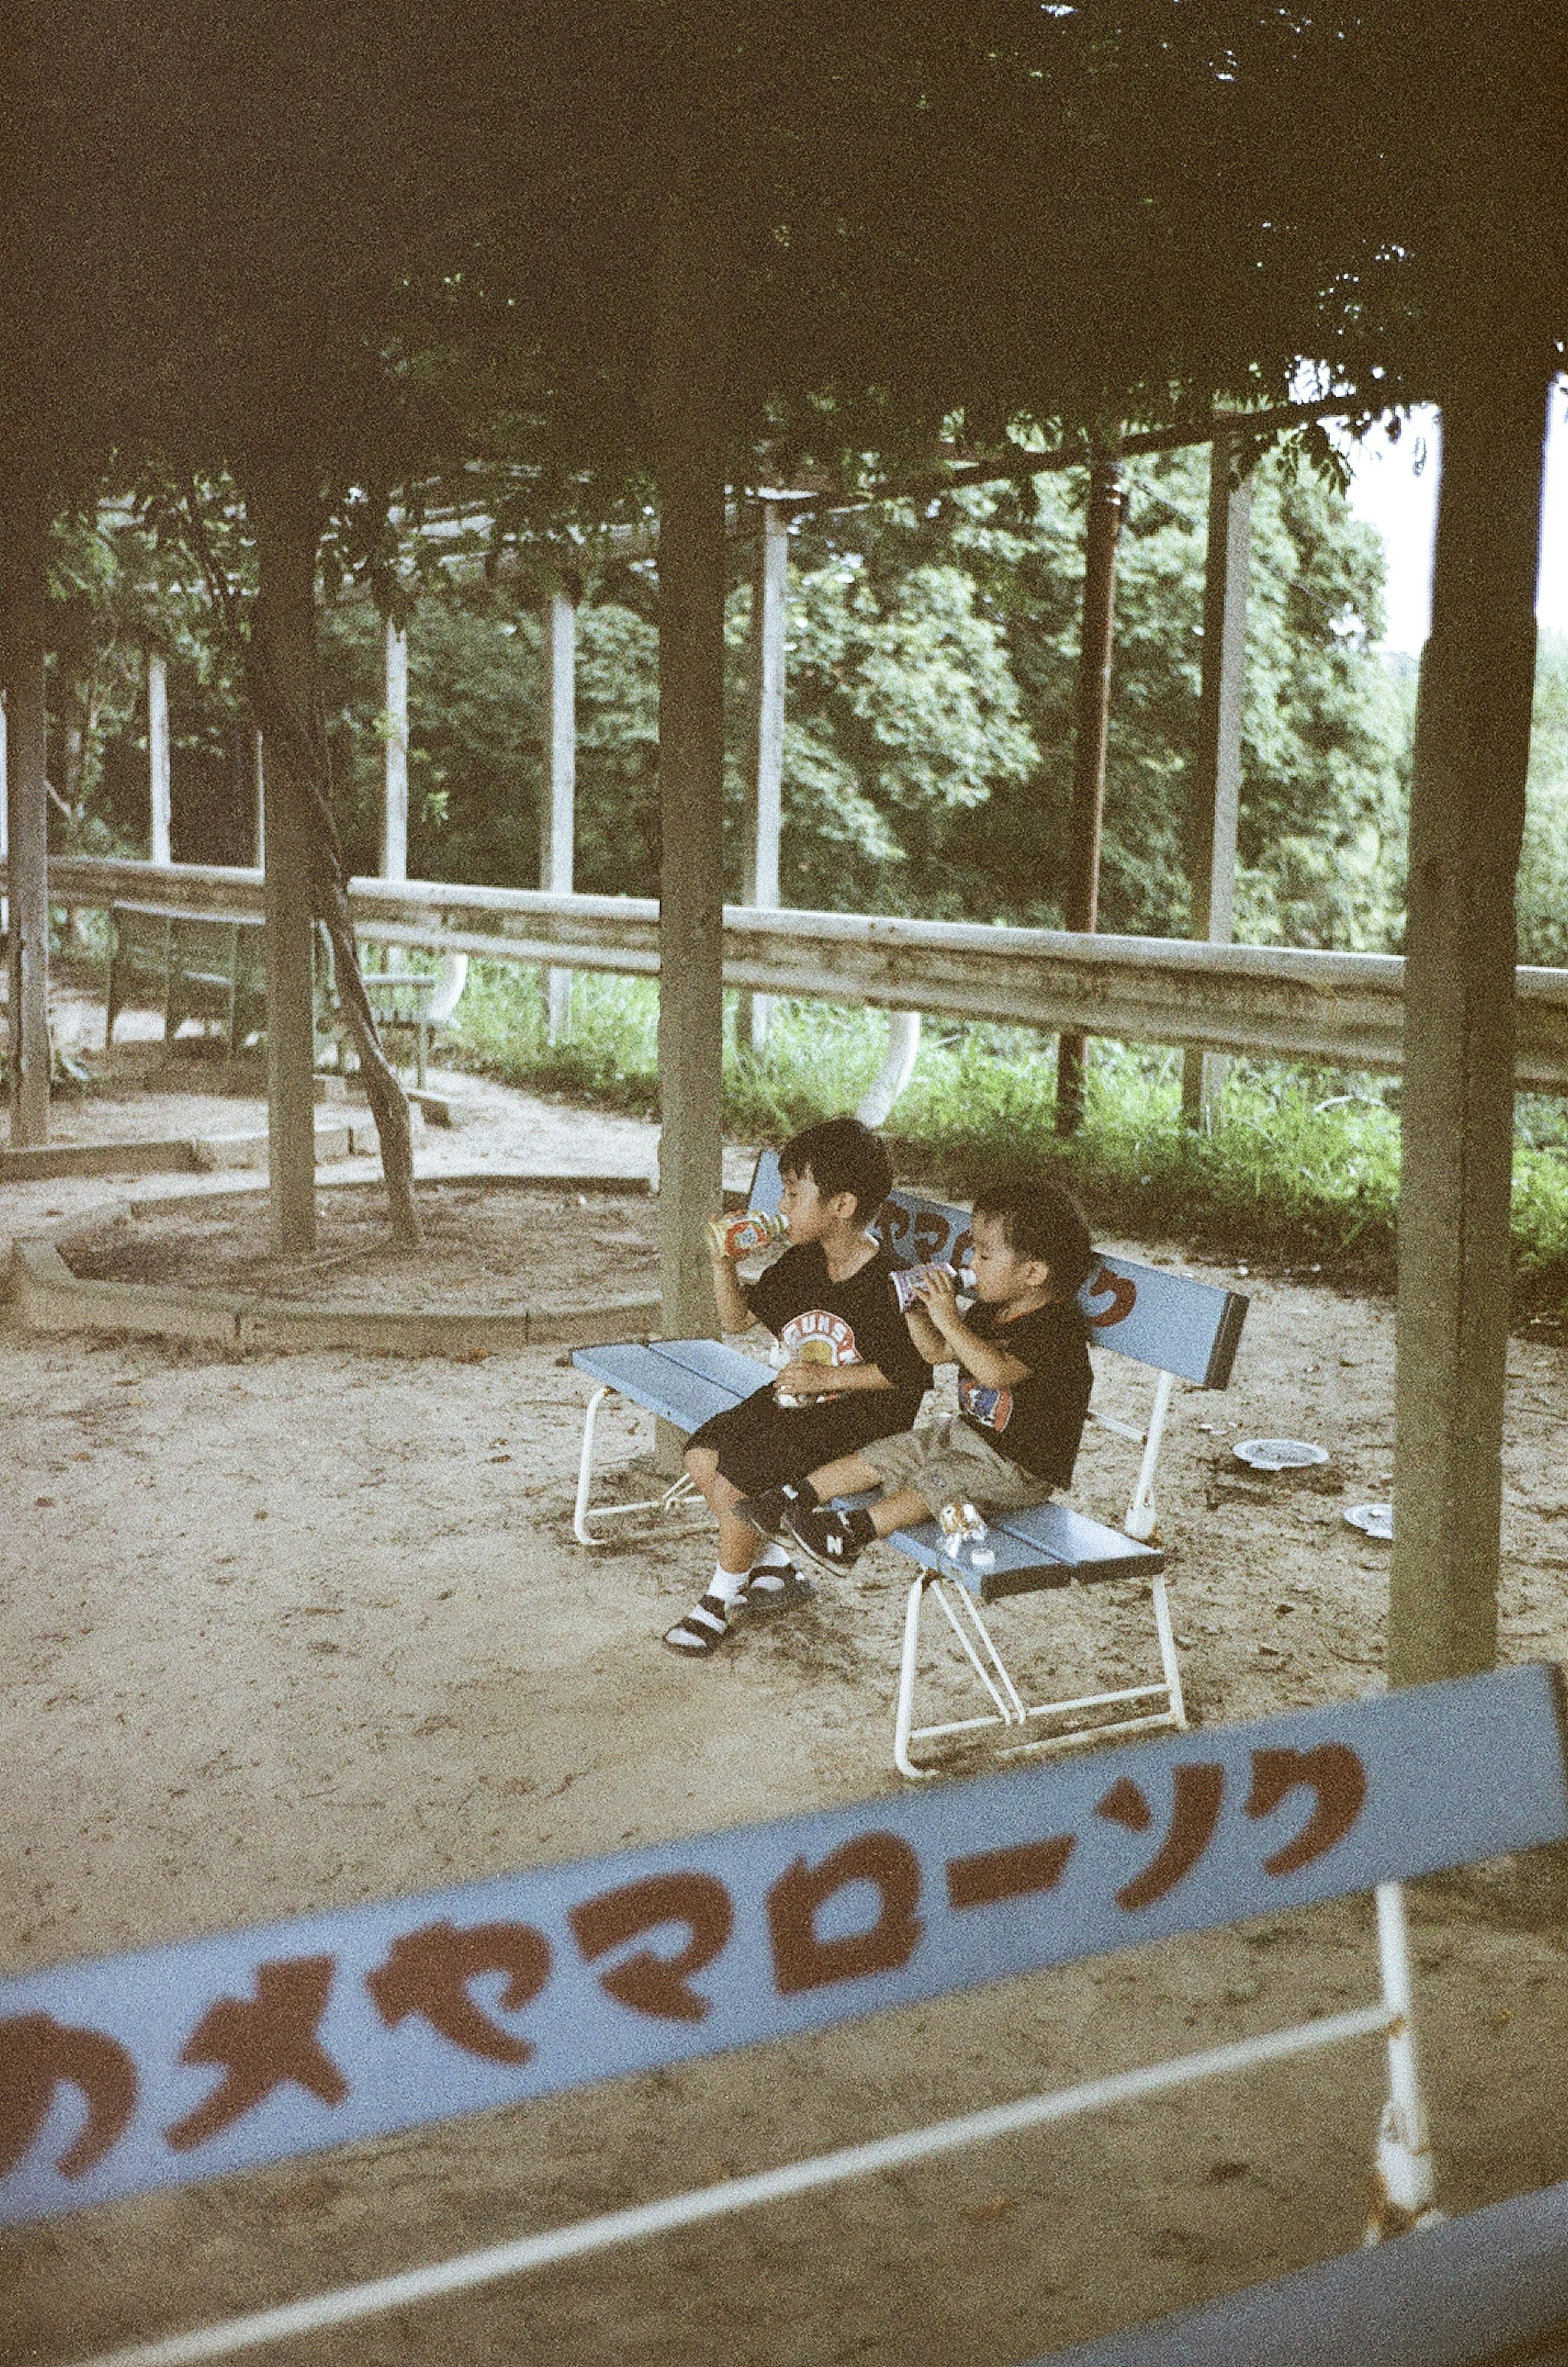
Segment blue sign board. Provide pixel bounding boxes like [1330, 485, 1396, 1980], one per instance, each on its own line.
[3, 1667, 1564, 2227]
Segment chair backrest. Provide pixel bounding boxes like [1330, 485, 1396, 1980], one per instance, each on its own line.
[748, 1148, 1247, 1390]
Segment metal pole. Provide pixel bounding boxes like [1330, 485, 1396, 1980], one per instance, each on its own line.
[1056, 461, 1123, 1134]
[541, 582, 577, 1044]
[147, 651, 172, 866]
[1182, 432, 1252, 1126]
[737, 499, 787, 1054]
[382, 617, 408, 885]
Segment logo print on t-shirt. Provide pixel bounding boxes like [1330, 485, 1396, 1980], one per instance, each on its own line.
[960, 1375, 1013, 1433]
[780, 1310, 859, 1366]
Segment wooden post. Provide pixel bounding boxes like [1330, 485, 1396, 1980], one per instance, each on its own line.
[249, 475, 321, 1255]
[541, 580, 577, 1045]
[0, 685, 9, 935]
[1182, 431, 1253, 1124]
[382, 616, 408, 883]
[1056, 460, 1124, 1134]
[147, 651, 172, 866]
[3, 500, 50, 1147]
[736, 498, 787, 1055]
[653, 153, 728, 1351]
[253, 728, 265, 867]
[1388, 358, 1551, 1689]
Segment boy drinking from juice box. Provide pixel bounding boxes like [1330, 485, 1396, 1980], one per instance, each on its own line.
[662, 1117, 930, 1656]
[740, 1177, 1094, 1574]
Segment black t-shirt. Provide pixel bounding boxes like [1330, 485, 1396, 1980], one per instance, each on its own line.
[746, 1239, 930, 1422]
[956, 1297, 1092, 1488]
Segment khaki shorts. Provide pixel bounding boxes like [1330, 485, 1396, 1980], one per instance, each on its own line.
[861, 1414, 1047, 1517]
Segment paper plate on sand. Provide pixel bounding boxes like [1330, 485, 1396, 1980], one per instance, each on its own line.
[1234, 1438, 1329, 1472]
[1344, 1502, 1394, 1540]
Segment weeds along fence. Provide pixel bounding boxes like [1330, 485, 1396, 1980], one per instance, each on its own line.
[26, 854, 1568, 1090]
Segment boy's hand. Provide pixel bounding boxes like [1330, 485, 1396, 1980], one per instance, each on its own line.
[911, 1264, 965, 1336]
[773, 1360, 838, 1398]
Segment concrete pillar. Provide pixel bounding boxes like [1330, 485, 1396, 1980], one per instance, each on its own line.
[737, 498, 787, 1054]
[147, 650, 172, 866]
[1056, 461, 1124, 1134]
[1388, 359, 1551, 1689]
[3, 521, 49, 1147]
[653, 154, 728, 1348]
[541, 582, 577, 1044]
[1182, 431, 1253, 1124]
[382, 616, 408, 883]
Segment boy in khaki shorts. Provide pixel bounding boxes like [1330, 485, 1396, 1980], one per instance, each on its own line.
[738, 1178, 1094, 1573]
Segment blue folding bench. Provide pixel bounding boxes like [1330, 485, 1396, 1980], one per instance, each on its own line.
[573, 1150, 1249, 1775]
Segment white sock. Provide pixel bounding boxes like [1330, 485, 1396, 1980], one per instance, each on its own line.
[710, 1562, 750, 1606]
[747, 1539, 794, 1592]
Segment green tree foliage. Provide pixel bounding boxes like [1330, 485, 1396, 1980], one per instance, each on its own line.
[298, 441, 1406, 948]
[1519, 632, 1568, 967]
[746, 446, 1406, 943]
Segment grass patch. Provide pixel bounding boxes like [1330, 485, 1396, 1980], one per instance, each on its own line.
[449, 965, 1568, 1313]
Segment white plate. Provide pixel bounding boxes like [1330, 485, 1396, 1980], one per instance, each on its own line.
[1234, 1438, 1330, 1472]
[1344, 1502, 1394, 1540]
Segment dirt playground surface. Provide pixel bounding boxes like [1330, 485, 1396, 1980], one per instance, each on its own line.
[64, 1181, 661, 1316]
[4, 1079, 1568, 2364]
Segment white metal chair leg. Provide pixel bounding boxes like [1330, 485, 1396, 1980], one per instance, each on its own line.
[1366, 1880, 1441, 2241]
[573, 1389, 706, 1547]
[894, 1574, 937, 1780]
[1149, 1571, 1188, 1730]
[894, 1571, 1028, 1780]
[573, 1387, 612, 1544]
[1124, 1367, 1175, 1540]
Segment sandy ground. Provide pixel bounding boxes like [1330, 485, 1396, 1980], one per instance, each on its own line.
[4, 1037, 1568, 2366]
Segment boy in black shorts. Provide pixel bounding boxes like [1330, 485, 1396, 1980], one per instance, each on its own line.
[662, 1117, 930, 1656]
[746, 1178, 1094, 1575]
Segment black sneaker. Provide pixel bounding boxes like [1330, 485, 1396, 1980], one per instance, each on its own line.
[735, 1480, 818, 1542]
[742, 1562, 815, 1618]
[784, 1504, 871, 1577]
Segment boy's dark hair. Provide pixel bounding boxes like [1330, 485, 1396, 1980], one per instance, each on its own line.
[971, 1178, 1094, 1298]
[778, 1117, 893, 1223]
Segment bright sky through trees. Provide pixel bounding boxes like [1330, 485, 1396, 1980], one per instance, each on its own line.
[1341, 381, 1568, 653]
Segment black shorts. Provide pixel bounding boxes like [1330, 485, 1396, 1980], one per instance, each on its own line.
[687, 1386, 927, 1498]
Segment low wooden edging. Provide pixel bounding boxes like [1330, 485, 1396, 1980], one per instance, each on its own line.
[4, 1184, 661, 1357]
[0, 1115, 372, 1184]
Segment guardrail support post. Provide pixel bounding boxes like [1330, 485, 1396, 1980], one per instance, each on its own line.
[737, 497, 787, 1055]
[382, 616, 408, 886]
[542, 581, 577, 1045]
[1389, 351, 1551, 1688]
[147, 650, 172, 867]
[1182, 430, 1252, 1126]
[249, 468, 322, 1255]
[652, 134, 728, 1398]
[1057, 459, 1123, 1135]
[2, 494, 51, 1147]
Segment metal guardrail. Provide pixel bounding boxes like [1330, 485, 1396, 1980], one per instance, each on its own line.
[26, 854, 1568, 1089]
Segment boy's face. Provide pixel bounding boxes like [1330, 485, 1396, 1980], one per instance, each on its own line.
[779, 1163, 858, 1242]
[968, 1212, 1051, 1305]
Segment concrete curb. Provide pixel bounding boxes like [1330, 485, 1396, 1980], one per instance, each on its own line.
[3, 1175, 661, 1356]
[0, 1115, 376, 1183]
